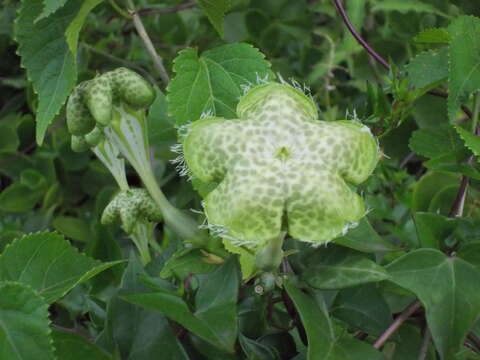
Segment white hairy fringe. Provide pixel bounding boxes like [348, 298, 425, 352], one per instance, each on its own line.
[200, 108, 214, 119]
[176, 122, 193, 138]
[239, 72, 273, 97]
[169, 143, 192, 179]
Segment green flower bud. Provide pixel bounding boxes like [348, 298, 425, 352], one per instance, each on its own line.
[183, 83, 379, 248]
[66, 83, 95, 136]
[109, 67, 156, 108]
[101, 188, 163, 234]
[84, 74, 113, 126]
[85, 127, 104, 147]
[71, 135, 90, 153]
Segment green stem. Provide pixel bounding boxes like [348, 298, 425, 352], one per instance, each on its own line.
[108, 0, 132, 19]
[106, 104, 205, 243]
[126, 0, 170, 85]
[131, 222, 153, 264]
[472, 93, 480, 133]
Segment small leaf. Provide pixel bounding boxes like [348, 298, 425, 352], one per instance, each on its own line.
[167, 43, 274, 126]
[413, 212, 457, 249]
[303, 247, 389, 290]
[285, 281, 383, 360]
[104, 255, 189, 359]
[447, 16, 480, 120]
[335, 218, 399, 253]
[52, 329, 112, 360]
[414, 28, 451, 44]
[197, 0, 232, 37]
[124, 257, 239, 352]
[406, 47, 449, 89]
[0, 183, 45, 212]
[0, 281, 54, 360]
[371, 0, 448, 17]
[387, 249, 480, 359]
[0, 231, 122, 303]
[455, 125, 480, 157]
[65, 0, 104, 57]
[332, 284, 392, 336]
[52, 216, 93, 243]
[409, 124, 465, 158]
[223, 238, 256, 279]
[15, 0, 80, 144]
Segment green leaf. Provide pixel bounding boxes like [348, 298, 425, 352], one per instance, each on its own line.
[197, 0, 232, 37]
[0, 183, 45, 212]
[104, 255, 189, 359]
[303, 247, 390, 290]
[457, 242, 480, 269]
[447, 16, 480, 120]
[413, 212, 457, 249]
[371, 0, 448, 17]
[285, 281, 383, 360]
[37, 0, 69, 20]
[455, 125, 480, 156]
[159, 247, 218, 279]
[387, 249, 480, 359]
[167, 43, 273, 126]
[0, 231, 122, 303]
[238, 334, 278, 360]
[0, 281, 54, 360]
[53, 216, 93, 243]
[414, 28, 451, 44]
[123, 257, 239, 352]
[412, 171, 460, 212]
[406, 48, 448, 89]
[335, 218, 399, 253]
[409, 124, 465, 158]
[15, 0, 80, 144]
[52, 329, 112, 360]
[332, 284, 392, 336]
[0, 122, 20, 153]
[65, 0, 104, 57]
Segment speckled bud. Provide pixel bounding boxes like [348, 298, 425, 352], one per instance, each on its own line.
[84, 74, 113, 126]
[66, 83, 95, 136]
[101, 188, 163, 233]
[109, 67, 155, 108]
[183, 83, 379, 248]
[71, 135, 90, 153]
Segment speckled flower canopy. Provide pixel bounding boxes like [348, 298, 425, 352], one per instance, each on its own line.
[183, 83, 379, 248]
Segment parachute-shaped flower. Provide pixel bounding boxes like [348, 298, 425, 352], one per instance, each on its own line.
[183, 83, 379, 248]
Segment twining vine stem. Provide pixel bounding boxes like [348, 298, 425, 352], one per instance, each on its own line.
[126, 0, 170, 85]
[373, 300, 422, 349]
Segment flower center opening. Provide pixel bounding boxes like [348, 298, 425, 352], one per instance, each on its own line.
[275, 146, 291, 161]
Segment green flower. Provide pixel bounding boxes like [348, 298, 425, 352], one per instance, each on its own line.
[183, 83, 379, 248]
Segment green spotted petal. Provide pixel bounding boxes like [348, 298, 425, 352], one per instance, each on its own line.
[183, 82, 380, 248]
[204, 165, 285, 248]
[285, 166, 365, 244]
